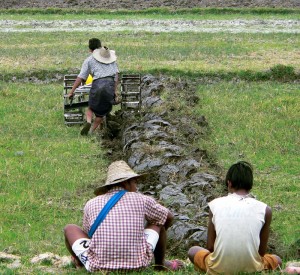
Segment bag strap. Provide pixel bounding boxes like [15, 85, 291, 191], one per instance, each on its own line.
[88, 190, 127, 238]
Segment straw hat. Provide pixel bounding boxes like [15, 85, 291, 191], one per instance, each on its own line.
[94, 160, 144, 194]
[92, 47, 117, 64]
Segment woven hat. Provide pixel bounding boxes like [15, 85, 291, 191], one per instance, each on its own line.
[94, 160, 144, 194]
[92, 47, 117, 64]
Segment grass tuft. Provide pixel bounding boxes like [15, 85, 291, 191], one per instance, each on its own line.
[269, 64, 297, 81]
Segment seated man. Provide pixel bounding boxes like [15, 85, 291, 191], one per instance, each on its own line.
[188, 161, 282, 274]
[64, 160, 183, 272]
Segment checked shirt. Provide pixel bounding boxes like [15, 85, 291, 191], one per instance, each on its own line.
[82, 186, 169, 272]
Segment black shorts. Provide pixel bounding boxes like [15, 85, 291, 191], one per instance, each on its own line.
[89, 78, 115, 117]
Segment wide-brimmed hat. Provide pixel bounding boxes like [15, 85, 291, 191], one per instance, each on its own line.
[94, 160, 144, 194]
[92, 47, 117, 64]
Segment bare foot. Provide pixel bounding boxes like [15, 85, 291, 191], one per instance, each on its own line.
[285, 266, 300, 274]
[154, 259, 184, 271]
[285, 262, 300, 274]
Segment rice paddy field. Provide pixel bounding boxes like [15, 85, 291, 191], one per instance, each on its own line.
[0, 8, 299, 274]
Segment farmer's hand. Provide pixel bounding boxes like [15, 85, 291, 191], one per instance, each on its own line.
[68, 92, 74, 99]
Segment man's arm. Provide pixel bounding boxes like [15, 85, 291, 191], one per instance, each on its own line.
[68, 77, 84, 98]
[144, 196, 173, 229]
[259, 205, 272, 256]
[207, 210, 216, 252]
[164, 210, 174, 230]
[114, 73, 120, 103]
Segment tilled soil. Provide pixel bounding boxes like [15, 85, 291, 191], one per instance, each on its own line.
[2, 19, 299, 33]
[2, 0, 300, 9]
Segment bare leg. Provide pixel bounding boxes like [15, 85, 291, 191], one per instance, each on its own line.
[274, 255, 282, 267]
[85, 107, 93, 124]
[81, 108, 93, 135]
[92, 116, 103, 132]
[64, 224, 89, 268]
[188, 246, 208, 264]
[146, 224, 184, 271]
[146, 224, 165, 268]
[188, 246, 210, 272]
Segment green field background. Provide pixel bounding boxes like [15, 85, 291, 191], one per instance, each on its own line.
[0, 9, 299, 273]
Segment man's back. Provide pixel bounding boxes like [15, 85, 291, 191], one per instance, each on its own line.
[207, 193, 267, 274]
[82, 187, 168, 272]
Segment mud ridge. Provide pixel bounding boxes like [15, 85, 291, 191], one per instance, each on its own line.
[100, 74, 223, 255]
[99, 74, 285, 256]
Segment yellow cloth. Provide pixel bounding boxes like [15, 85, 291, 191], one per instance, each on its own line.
[194, 250, 280, 274]
[86, 74, 93, 84]
[194, 250, 210, 272]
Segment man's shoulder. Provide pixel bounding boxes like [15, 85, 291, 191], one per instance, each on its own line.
[209, 195, 227, 203]
[82, 54, 94, 64]
[84, 195, 103, 208]
[84, 192, 160, 209]
[127, 191, 154, 201]
[208, 195, 233, 210]
[253, 198, 268, 208]
[126, 192, 162, 207]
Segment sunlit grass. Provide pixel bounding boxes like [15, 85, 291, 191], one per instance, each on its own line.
[0, 32, 299, 76]
[0, 82, 107, 258]
[0, 8, 299, 273]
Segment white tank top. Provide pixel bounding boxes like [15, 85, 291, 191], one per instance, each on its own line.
[207, 193, 267, 274]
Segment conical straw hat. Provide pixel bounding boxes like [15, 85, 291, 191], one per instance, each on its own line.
[92, 47, 117, 64]
[94, 160, 144, 194]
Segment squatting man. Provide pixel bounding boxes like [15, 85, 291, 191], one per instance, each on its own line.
[64, 160, 184, 272]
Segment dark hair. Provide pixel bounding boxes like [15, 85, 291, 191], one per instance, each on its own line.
[225, 161, 253, 191]
[89, 38, 101, 51]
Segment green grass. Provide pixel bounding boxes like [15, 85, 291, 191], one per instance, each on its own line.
[0, 32, 299, 79]
[0, 82, 107, 258]
[194, 81, 300, 254]
[0, 7, 300, 20]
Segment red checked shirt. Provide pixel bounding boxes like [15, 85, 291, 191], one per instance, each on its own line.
[82, 186, 169, 272]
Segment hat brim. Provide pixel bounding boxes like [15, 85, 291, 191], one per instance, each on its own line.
[92, 49, 117, 64]
[94, 173, 146, 196]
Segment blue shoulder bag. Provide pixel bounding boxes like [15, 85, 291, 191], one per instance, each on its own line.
[88, 190, 127, 238]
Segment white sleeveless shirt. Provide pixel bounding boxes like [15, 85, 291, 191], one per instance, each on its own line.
[207, 193, 267, 274]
